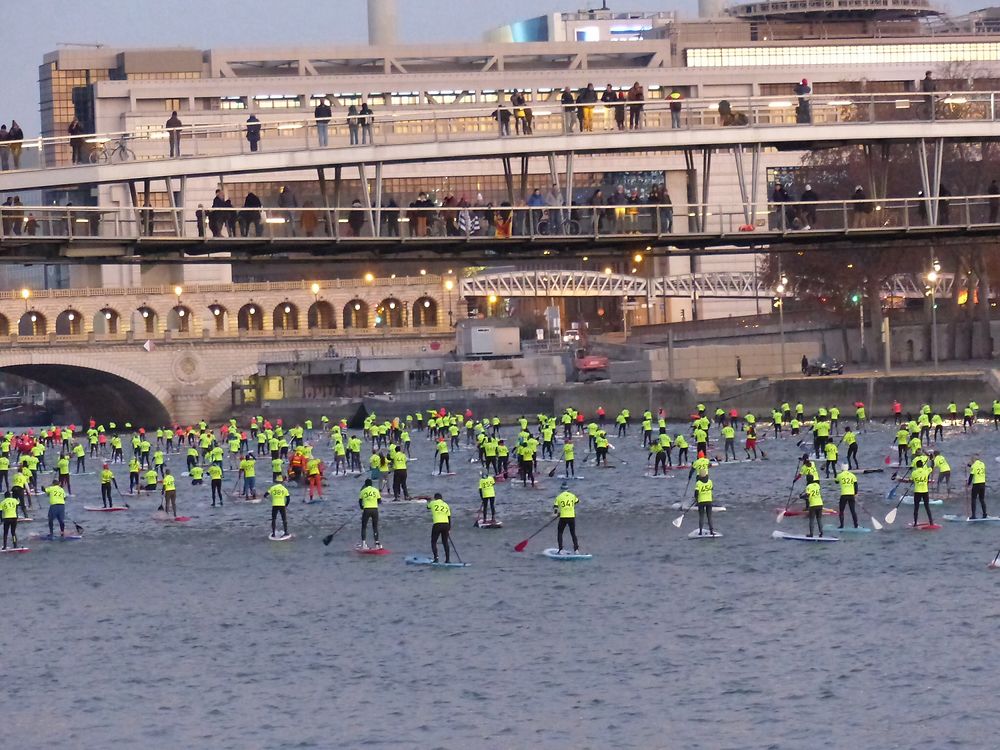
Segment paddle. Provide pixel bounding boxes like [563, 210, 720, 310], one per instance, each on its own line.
[776, 457, 806, 523]
[670, 475, 695, 528]
[548, 464, 558, 477]
[113, 486, 130, 509]
[854, 498, 883, 531]
[884, 469, 913, 524]
[449, 535, 464, 564]
[513, 516, 557, 552]
[322, 519, 351, 546]
[989, 548, 1000, 569]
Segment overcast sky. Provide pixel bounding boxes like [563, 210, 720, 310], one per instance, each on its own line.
[3, 0, 986, 132]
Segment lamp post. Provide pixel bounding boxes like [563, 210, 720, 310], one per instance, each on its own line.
[444, 278, 454, 327]
[775, 273, 788, 376]
[20, 288, 29, 312]
[927, 258, 940, 368]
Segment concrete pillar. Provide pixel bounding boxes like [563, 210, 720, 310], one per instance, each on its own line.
[368, 0, 398, 45]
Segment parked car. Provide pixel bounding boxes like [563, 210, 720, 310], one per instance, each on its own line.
[806, 358, 844, 376]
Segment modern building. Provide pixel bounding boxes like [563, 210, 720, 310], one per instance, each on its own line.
[31, 0, 1000, 324]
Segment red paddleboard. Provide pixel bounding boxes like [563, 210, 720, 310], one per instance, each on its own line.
[158, 516, 192, 523]
[909, 523, 942, 531]
[355, 546, 390, 555]
[1, 547, 30, 554]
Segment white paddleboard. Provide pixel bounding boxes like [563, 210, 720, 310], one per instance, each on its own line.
[404, 556, 469, 567]
[542, 548, 592, 560]
[687, 529, 723, 539]
[771, 530, 839, 543]
[942, 515, 1000, 523]
[670, 503, 727, 512]
[268, 533, 293, 542]
[900, 496, 944, 506]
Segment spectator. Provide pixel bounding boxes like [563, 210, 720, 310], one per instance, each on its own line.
[669, 89, 683, 129]
[579, 83, 597, 132]
[165, 110, 182, 158]
[8, 121, 22, 169]
[988, 179, 999, 223]
[544, 184, 563, 228]
[360, 101, 374, 144]
[245, 114, 261, 152]
[210, 189, 226, 237]
[0, 125, 8, 171]
[1, 197, 12, 234]
[441, 194, 459, 236]
[410, 191, 433, 237]
[495, 201, 513, 238]
[314, 99, 332, 147]
[527, 188, 545, 232]
[921, 71, 936, 120]
[511, 89, 528, 135]
[224, 195, 237, 237]
[589, 188, 606, 233]
[649, 184, 673, 233]
[381, 194, 400, 236]
[24, 214, 37, 236]
[240, 192, 263, 237]
[627, 82, 644, 130]
[301, 200, 319, 237]
[560, 86, 576, 133]
[68, 117, 85, 164]
[850, 185, 870, 228]
[718, 100, 748, 126]
[938, 183, 951, 225]
[801, 184, 819, 227]
[493, 100, 511, 137]
[608, 185, 628, 233]
[195, 204, 206, 237]
[347, 104, 360, 145]
[140, 200, 153, 236]
[770, 183, 790, 229]
[278, 185, 298, 236]
[457, 197, 480, 235]
[626, 188, 642, 232]
[9, 197, 23, 236]
[801, 355, 809, 374]
[600, 85, 617, 130]
[614, 92, 626, 131]
[347, 198, 365, 237]
[794, 79, 812, 124]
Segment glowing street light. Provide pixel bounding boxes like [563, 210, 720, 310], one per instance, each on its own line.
[364, 272, 374, 283]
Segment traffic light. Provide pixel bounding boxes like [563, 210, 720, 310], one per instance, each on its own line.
[850, 293, 861, 304]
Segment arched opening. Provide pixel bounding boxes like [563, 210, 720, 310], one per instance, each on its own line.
[308, 300, 336, 330]
[238, 303, 263, 331]
[0, 314, 9, 337]
[344, 300, 368, 328]
[1, 364, 171, 426]
[93, 308, 120, 335]
[18, 311, 47, 336]
[375, 297, 403, 328]
[207, 304, 228, 332]
[412, 296, 438, 327]
[55, 309, 83, 335]
[167, 305, 193, 333]
[132, 306, 158, 334]
[273, 302, 300, 331]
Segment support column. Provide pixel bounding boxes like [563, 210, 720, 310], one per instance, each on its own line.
[519, 156, 529, 201]
[318, 167, 334, 237]
[565, 152, 575, 208]
[358, 163, 375, 237]
[733, 145, 752, 226]
[373, 162, 383, 238]
[684, 149, 699, 233]
[165, 177, 180, 235]
[700, 148, 712, 234]
[333, 166, 342, 238]
[178, 176, 187, 237]
[501, 158, 514, 206]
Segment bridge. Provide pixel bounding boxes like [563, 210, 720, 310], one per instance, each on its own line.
[0, 93, 997, 261]
[0, 275, 454, 424]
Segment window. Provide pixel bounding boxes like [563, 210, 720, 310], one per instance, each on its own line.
[220, 96, 247, 110]
[687, 42, 1000, 68]
[254, 95, 301, 109]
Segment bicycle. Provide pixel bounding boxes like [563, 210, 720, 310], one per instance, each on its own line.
[535, 215, 580, 236]
[89, 135, 136, 164]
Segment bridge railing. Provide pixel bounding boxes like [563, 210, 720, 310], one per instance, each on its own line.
[1, 90, 997, 172]
[2, 195, 997, 241]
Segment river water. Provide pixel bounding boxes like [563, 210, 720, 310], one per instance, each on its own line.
[5, 417, 1000, 748]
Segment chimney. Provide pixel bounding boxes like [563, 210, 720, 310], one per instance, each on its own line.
[368, 0, 398, 45]
[698, 0, 726, 17]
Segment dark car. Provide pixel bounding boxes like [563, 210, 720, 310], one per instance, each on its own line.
[806, 357, 844, 376]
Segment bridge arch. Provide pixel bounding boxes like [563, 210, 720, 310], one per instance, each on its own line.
[93, 307, 121, 335]
[55, 309, 83, 335]
[18, 311, 46, 336]
[344, 299, 368, 328]
[308, 300, 336, 329]
[0, 353, 171, 426]
[0, 313, 10, 336]
[273, 301, 300, 330]
[375, 297, 403, 328]
[412, 296, 438, 327]
[238, 303, 263, 331]
[133, 306, 158, 334]
[207, 304, 228, 332]
[167, 305, 194, 333]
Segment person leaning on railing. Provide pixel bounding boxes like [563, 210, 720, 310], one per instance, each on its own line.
[165, 111, 182, 157]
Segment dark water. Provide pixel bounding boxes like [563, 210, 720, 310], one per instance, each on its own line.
[6, 420, 1000, 748]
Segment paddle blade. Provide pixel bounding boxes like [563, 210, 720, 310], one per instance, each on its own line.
[885, 508, 898, 525]
[548, 466, 557, 477]
[74, 523, 85, 535]
[322, 534, 334, 546]
[513, 538, 530, 552]
[870, 515, 883, 531]
[671, 515, 684, 528]
[884, 454, 891, 465]
[776, 510, 786, 524]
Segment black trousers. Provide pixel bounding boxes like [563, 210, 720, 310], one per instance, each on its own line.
[557, 517, 579, 550]
[431, 522, 450, 562]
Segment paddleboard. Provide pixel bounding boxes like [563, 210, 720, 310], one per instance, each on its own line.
[30, 533, 82, 541]
[1, 546, 30, 553]
[475, 520, 504, 529]
[644, 473, 673, 479]
[84, 506, 128, 512]
[834, 526, 872, 533]
[908, 523, 942, 531]
[542, 548, 593, 560]
[355, 545, 390, 555]
[687, 529, 723, 539]
[899, 496, 944, 506]
[268, 533, 294, 541]
[155, 516, 192, 523]
[771, 530, 839, 543]
[431, 472, 457, 477]
[404, 556, 469, 567]
[778, 509, 838, 517]
[557, 475, 585, 480]
[943, 515, 1000, 523]
[16, 518, 32, 523]
[303, 499, 325, 505]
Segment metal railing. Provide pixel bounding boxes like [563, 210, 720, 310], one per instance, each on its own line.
[0, 90, 997, 173]
[2, 194, 997, 242]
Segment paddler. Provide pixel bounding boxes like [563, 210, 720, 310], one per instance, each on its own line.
[694, 473, 715, 536]
[802, 474, 825, 538]
[835, 463, 859, 529]
[910, 456, 934, 526]
[427, 492, 452, 563]
[553, 482, 581, 554]
[1, 491, 19, 550]
[968, 454, 988, 519]
[478, 472, 497, 525]
[268, 475, 290, 538]
[100, 463, 118, 508]
[359, 478, 382, 549]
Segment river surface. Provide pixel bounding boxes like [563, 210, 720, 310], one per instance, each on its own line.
[5, 416, 1000, 748]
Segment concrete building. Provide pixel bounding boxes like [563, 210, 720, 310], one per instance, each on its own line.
[32, 1, 1000, 322]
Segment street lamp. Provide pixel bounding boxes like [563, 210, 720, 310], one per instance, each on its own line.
[927, 258, 940, 368]
[444, 278, 455, 326]
[364, 272, 374, 283]
[775, 274, 788, 376]
[20, 288, 29, 311]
